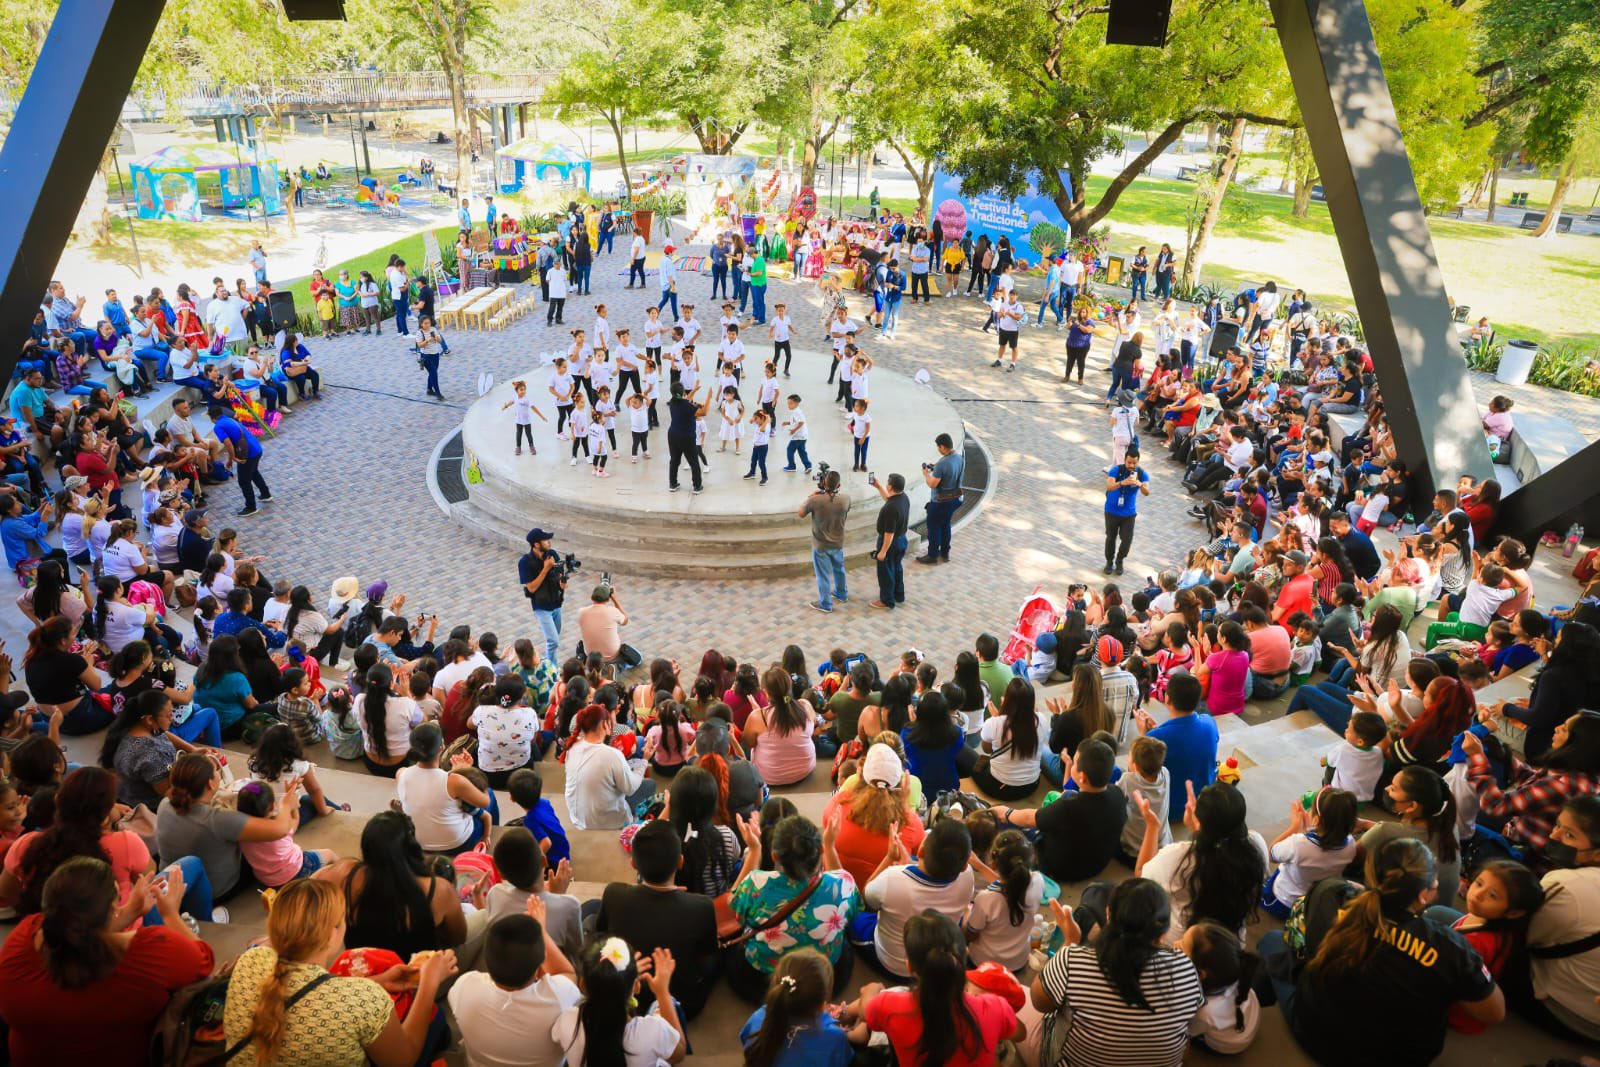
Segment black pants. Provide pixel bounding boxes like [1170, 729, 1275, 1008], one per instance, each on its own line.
[515, 423, 534, 450]
[876, 534, 907, 606]
[773, 340, 792, 374]
[1065, 345, 1089, 381]
[546, 297, 565, 325]
[556, 404, 572, 435]
[632, 430, 650, 456]
[668, 434, 702, 490]
[617, 368, 641, 402]
[1104, 511, 1136, 564]
[628, 258, 646, 286]
[572, 436, 589, 459]
[909, 273, 930, 300]
[968, 267, 988, 294]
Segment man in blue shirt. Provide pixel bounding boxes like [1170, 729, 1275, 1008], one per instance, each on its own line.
[1134, 673, 1218, 823]
[1103, 447, 1150, 575]
[457, 198, 472, 235]
[484, 194, 498, 234]
[8, 369, 50, 440]
[1036, 257, 1062, 327]
[213, 586, 288, 648]
[916, 433, 965, 564]
[1329, 511, 1381, 580]
[102, 288, 131, 336]
[207, 405, 272, 516]
[0, 492, 57, 570]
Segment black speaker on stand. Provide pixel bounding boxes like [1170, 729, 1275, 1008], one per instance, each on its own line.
[268, 290, 299, 332]
[1106, 0, 1172, 47]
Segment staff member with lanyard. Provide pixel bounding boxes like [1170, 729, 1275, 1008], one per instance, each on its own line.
[916, 433, 963, 565]
[520, 528, 567, 664]
[1103, 446, 1149, 575]
[665, 384, 712, 494]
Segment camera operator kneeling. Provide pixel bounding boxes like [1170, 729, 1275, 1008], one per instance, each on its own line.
[575, 583, 643, 670]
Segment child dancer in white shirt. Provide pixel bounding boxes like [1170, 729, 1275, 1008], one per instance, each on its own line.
[849, 399, 872, 472]
[744, 410, 772, 485]
[567, 392, 591, 464]
[767, 303, 793, 377]
[627, 394, 652, 462]
[718, 386, 745, 455]
[594, 384, 618, 453]
[501, 379, 548, 456]
[587, 406, 610, 477]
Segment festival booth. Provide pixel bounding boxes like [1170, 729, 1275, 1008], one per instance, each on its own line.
[129, 144, 284, 222]
[682, 154, 758, 228]
[496, 140, 592, 194]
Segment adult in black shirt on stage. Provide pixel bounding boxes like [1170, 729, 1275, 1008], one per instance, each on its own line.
[665, 384, 713, 494]
[870, 472, 910, 610]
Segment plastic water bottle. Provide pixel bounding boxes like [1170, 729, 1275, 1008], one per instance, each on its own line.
[1564, 523, 1582, 558]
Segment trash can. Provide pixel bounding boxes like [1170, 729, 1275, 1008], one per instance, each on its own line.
[1496, 339, 1537, 385]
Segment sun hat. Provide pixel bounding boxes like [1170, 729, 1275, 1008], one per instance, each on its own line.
[861, 744, 904, 790]
[330, 576, 360, 601]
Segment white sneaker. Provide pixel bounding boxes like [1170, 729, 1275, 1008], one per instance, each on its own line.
[631, 456, 638, 464]
[570, 457, 578, 466]
[211, 906, 230, 924]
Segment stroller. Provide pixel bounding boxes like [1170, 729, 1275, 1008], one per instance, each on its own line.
[1001, 586, 1064, 667]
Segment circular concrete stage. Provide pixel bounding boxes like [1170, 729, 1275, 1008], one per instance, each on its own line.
[448, 349, 968, 579]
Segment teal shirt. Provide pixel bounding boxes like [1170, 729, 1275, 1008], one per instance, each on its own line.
[194, 670, 254, 729]
[749, 254, 767, 286]
[9, 382, 48, 425]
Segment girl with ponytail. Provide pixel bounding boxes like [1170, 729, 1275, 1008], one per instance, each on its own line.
[965, 829, 1045, 972]
[740, 948, 858, 1067]
[1180, 921, 1262, 1054]
[554, 939, 685, 1067]
[643, 700, 695, 775]
[0, 855, 211, 1064]
[668, 764, 743, 896]
[1363, 764, 1463, 907]
[860, 910, 1020, 1066]
[741, 665, 818, 786]
[225, 877, 457, 1067]
[356, 663, 422, 778]
[1289, 837, 1505, 1064]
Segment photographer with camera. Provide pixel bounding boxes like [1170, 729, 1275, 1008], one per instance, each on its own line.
[915, 433, 964, 565]
[869, 472, 909, 610]
[798, 465, 850, 613]
[576, 581, 642, 671]
[519, 527, 569, 663]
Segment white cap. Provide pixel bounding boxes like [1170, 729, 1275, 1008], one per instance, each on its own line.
[861, 744, 904, 790]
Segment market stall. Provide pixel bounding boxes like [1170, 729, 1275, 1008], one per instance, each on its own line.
[495, 140, 592, 194]
[129, 144, 284, 222]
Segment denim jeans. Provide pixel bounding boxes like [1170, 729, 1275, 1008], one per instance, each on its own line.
[882, 300, 900, 338]
[171, 704, 223, 747]
[750, 284, 767, 324]
[734, 273, 747, 310]
[1041, 750, 1066, 788]
[710, 266, 729, 299]
[657, 290, 679, 318]
[574, 263, 592, 293]
[925, 496, 960, 559]
[785, 439, 811, 471]
[1107, 367, 1136, 399]
[237, 452, 270, 510]
[422, 352, 442, 397]
[1037, 292, 1060, 325]
[812, 547, 847, 609]
[1248, 670, 1288, 702]
[145, 854, 218, 923]
[533, 606, 562, 663]
[597, 232, 614, 255]
[1130, 273, 1147, 301]
[134, 347, 171, 380]
[394, 300, 409, 336]
[875, 534, 907, 606]
[1286, 680, 1354, 733]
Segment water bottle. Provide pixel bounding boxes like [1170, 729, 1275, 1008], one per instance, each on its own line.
[1564, 523, 1582, 559]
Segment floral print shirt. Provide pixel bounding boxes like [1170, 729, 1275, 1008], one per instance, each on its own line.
[731, 868, 859, 972]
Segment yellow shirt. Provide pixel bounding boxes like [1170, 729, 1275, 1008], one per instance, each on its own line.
[223, 946, 393, 1066]
[942, 246, 966, 269]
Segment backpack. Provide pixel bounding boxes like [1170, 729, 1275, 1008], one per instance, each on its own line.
[342, 604, 378, 649]
[149, 963, 235, 1066]
[981, 247, 997, 271]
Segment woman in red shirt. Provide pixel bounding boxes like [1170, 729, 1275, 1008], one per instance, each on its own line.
[1460, 479, 1501, 544]
[821, 771, 925, 890]
[0, 855, 212, 1067]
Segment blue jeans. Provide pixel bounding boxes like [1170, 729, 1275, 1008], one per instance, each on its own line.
[710, 266, 729, 299]
[882, 300, 900, 338]
[657, 290, 678, 318]
[134, 346, 171, 380]
[1107, 367, 1135, 399]
[1037, 292, 1061, 325]
[734, 273, 747, 309]
[422, 352, 441, 396]
[171, 704, 223, 747]
[785, 439, 811, 471]
[746, 444, 768, 481]
[533, 606, 562, 663]
[1130, 273, 1147, 301]
[1248, 671, 1288, 701]
[853, 437, 869, 467]
[597, 232, 614, 255]
[875, 534, 907, 607]
[925, 496, 960, 559]
[145, 855, 218, 923]
[61, 382, 96, 397]
[812, 547, 847, 609]
[574, 263, 592, 293]
[395, 300, 409, 336]
[1041, 750, 1066, 788]
[1286, 680, 1354, 733]
[751, 284, 766, 324]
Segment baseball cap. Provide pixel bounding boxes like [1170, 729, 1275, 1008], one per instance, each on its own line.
[182, 507, 207, 526]
[0, 691, 32, 716]
[861, 744, 904, 790]
[663, 244, 676, 253]
[1095, 635, 1125, 666]
[1035, 631, 1058, 655]
[591, 584, 612, 602]
[526, 527, 554, 544]
[1285, 549, 1311, 567]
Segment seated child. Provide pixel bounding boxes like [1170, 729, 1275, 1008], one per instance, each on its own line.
[247, 722, 345, 820]
[739, 949, 866, 1067]
[1181, 921, 1262, 1054]
[448, 906, 580, 1067]
[485, 825, 583, 962]
[964, 830, 1045, 973]
[856, 818, 975, 980]
[1288, 615, 1320, 686]
[234, 780, 336, 887]
[1446, 860, 1544, 1034]
[410, 669, 444, 721]
[1118, 736, 1171, 865]
[1322, 710, 1387, 801]
[273, 667, 324, 746]
[509, 767, 570, 871]
[321, 686, 364, 761]
[1262, 786, 1358, 917]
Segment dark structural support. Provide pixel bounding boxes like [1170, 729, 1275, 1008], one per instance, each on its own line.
[0, 0, 167, 375]
[1269, 0, 1493, 498]
[1494, 439, 1600, 551]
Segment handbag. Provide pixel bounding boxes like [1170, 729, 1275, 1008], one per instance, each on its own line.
[971, 740, 1012, 779]
[717, 871, 823, 951]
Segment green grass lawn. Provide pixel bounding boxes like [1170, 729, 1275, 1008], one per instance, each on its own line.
[274, 225, 460, 311]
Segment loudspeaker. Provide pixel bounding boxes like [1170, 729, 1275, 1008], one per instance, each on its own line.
[268, 290, 299, 329]
[1105, 0, 1171, 47]
[1209, 318, 1241, 357]
[280, 0, 346, 20]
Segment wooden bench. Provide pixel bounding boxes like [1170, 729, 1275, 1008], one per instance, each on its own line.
[1519, 211, 1573, 233]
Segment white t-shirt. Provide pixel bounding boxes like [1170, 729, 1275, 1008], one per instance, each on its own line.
[1255, 290, 1281, 320]
[547, 267, 569, 299]
[1188, 987, 1261, 1054]
[770, 314, 791, 342]
[679, 317, 701, 346]
[864, 864, 976, 977]
[966, 871, 1045, 971]
[356, 693, 422, 762]
[151, 521, 181, 566]
[1111, 406, 1138, 442]
[785, 407, 807, 440]
[450, 972, 583, 1067]
[1141, 832, 1271, 942]
[1326, 741, 1385, 801]
[1061, 260, 1084, 285]
[849, 412, 872, 440]
[979, 711, 1051, 786]
[564, 739, 645, 830]
[614, 344, 638, 371]
[629, 405, 650, 433]
[396, 764, 478, 852]
[511, 395, 536, 426]
[1461, 580, 1515, 627]
[101, 599, 148, 653]
[629, 235, 645, 261]
[549, 371, 575, 405]
[261, 598, 291, 628]
[1226, 439, 1254, 473]
[643, 319, 663, 348]
[1268, 832, 1359, 905]
[551, 1005, 679, 1067]
[103, 539, 147, 583]
[386, 265, 408, 300]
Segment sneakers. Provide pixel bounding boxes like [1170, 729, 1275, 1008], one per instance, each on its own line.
[1006, 364, 1014, 372]
[1103, 562, 1116, 574]
[810, 601, 834, 614]
[782, 466, 797, 472]
[836, 595, 849, 604]
[643, 452, 652, 459]
[743, 472, 756, 480]
[669, 484, 681, 492]
[570, 457, 578, 466]
[914, 554, 939, 565]
[630, 456, 637, 464]
[991, 359, 1003, 368]
[237, 506, 259, 517]
[692, 487, 704, 494]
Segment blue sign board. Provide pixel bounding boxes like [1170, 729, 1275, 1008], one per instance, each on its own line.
[930, 169, 1076, 263]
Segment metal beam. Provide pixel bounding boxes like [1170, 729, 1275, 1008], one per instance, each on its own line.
[1268, 0, 1494, 499]
[0, 0, 166, 380]
[1495, 438, 1600, 551]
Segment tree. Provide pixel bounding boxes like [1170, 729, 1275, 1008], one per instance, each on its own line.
[1530, 93, 1600, 237]
[1469, 0, 1600, 163]
[1180, 118, 1246, 289]
[935, 0, 1290, 238]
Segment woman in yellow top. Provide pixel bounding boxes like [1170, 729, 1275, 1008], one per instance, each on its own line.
[941, 241, 966, 297]
[223, 878, 456, 1067]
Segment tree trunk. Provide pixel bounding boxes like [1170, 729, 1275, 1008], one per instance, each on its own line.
[889, 141, 935, 215]
[1181, 118, 1246, 289]
[607, 111, 632, 197]
[1205, 122, 1219, 151]
[1467, 161, 1492, 208]
[1292, 177, 1313, 218]
[1531, 158, 1576, 238]
[1486, 160, 1499, 222]
[1059, 116, 1194, 237]
[801, 135, 820, 189]
[445, 63, 473, 195]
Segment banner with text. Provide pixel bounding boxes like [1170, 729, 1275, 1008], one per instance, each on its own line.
[930, 170, 1075, 266]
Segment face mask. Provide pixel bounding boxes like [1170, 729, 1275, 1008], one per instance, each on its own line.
[1543, 839, 1581, 869]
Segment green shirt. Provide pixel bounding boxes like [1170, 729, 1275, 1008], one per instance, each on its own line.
[827, 690, 879, 742]
[749, 254, 767, 286]
[978, 659, 1015, 707]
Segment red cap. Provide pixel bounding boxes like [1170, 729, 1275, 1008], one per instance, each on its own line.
[1096, 635, 1125, 665]
[965, 961, 1027, 1010]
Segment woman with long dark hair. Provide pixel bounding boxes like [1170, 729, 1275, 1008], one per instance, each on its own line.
[16, 559, 87, 627]
[1488, 621, 1600, 759]
[356, 663, 422, 777]
[973, 677, 1048, 801]
[99, 688, 214, 809]
[669, 764, 744, 897]
[156, 752, 294, 902]
[314, 810, 470, 956]
[1361, 764, 1461, 907]
[1132, 779, 1268, 940]
[724, 662, 771, 731]
[952, 651, 987, 739]
[858, 672, 913, 737]
[901, 690, 966, 796]
[22, 614, 110, 735]
[1290, 602, 1411, 733]
[554, 939, 684, 1066]
[1043, 663, 1115, 785]
[1032, 878, 1205, 1065]
[742, 666, 817, 786]
[859, 911, 1021, 1064]
[0, 855, 212, 1065]
[191, 633, 257, 735]
[236, 625, 283, 703]
[1465, 709, 1600, 866]
[1279, 838, 1503, 1064]
[285, 583, 345, 666]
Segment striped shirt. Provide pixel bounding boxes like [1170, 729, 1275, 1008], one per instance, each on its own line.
[1040, 944, 1204, 1067]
